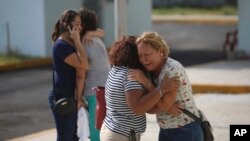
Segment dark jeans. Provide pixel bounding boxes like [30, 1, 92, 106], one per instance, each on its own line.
[48, 90, 78, 141]
[158, 121, 204, 141]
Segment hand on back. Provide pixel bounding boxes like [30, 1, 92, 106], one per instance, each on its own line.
[128, 69, 147, 84]
[160, 75, 180, 94]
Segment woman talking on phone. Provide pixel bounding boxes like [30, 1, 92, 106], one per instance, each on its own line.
[48, 9, 88, 141]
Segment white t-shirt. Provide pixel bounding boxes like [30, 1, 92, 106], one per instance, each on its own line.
[83, 37, 110, 96]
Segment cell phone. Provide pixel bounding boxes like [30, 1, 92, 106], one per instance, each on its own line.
[67, 24, 73, 33]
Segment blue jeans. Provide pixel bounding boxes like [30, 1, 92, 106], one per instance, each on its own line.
[48, 90, 78, 141]
[158, 121, 204, 141]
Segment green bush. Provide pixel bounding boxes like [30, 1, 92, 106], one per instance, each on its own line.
[0, 53, 34, 65]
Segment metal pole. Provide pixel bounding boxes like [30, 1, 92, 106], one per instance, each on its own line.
[6, 22, 11, 56]
[114, 0, 118, 40]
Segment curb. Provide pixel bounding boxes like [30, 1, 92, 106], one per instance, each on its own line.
[7, 129, 56, 141]
[0, 58, 52, 72]
[0, 58, 249, 94]
[152, 15, 238, 25]
[192, 84, 250, 94]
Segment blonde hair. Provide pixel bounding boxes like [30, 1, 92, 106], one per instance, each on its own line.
[136, 32, 169, 57]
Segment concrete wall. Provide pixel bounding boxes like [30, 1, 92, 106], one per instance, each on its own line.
[153, 0, 234, 7]
[0, 0, 83, 57]
[0, 0, 45, 57]
[238, 0, 250, 55]
[127, 0, 152, 36]
[101, 0, 115, 47]
[1, 0, 152, 56]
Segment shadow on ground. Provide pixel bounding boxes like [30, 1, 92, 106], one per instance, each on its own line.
[170, 49, 226, 66]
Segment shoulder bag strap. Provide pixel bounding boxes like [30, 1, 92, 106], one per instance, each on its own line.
[181, 109, 202, 123]
[53, 66, 55, 92]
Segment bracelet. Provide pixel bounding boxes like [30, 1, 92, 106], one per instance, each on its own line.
[156, 86, 163, 97]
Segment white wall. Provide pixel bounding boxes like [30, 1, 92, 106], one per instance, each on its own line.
[101, 1, 115, 47]
[127, 0, 152, 35]
[238, 0, 250, 55]
[0, 0, 45, 57]
[0, 0, 83, 57]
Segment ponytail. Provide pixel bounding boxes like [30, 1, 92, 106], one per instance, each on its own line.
[52, 9, 79, 42]
[52, 19, 61, 42]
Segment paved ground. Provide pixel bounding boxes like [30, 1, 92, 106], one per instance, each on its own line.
[186, 60, 250, 86]
[7, 94, 250, 141]
[0, 67, 53, 140]
[153, 21, 236, 66]
[6, 60, 250, 141]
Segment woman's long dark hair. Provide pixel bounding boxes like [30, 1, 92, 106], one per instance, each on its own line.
[78, 8, 98, 38]
[51, 9, 80, 42]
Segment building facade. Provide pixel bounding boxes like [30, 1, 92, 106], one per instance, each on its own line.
[238, 0, 250, 56]
[0, 0, 152, 57]
[0, 0, 83, 57]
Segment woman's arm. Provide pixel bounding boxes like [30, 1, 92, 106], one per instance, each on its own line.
[147, 88, 178, 114]
[91, 28, 105, 37]
[128, 69, 180, 114]
[128, 69, 154, 92]
[125, 76, 179, 115]
[147, 106, 162, 114]
[83, 28, 105, 45]
[125, 88, 162, 115]
[64, 26, 89, 70]
[165, 102, 183, 116]
[156, 89, 177, 112]
[75, 68, 87, 110]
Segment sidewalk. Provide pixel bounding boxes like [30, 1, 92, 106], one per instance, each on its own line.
[7, 94, 250, 141]
[6, 60, 250, 141]
[187, 60, 250, 94]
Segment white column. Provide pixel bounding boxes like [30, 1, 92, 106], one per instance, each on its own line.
[238, 0, 250, 56]
[114, 0, 127, 41]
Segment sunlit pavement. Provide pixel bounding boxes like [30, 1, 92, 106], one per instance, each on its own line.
[7, 60, 250, 141]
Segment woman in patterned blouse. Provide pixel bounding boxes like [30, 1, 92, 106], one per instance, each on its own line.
[128, 32, 204, 141]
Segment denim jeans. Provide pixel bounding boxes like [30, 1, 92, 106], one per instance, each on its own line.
[158, 121, 204, 141]
[48, 90, 78, 141]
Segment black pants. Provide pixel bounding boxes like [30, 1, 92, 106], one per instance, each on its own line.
[48, 90, 78, 141]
